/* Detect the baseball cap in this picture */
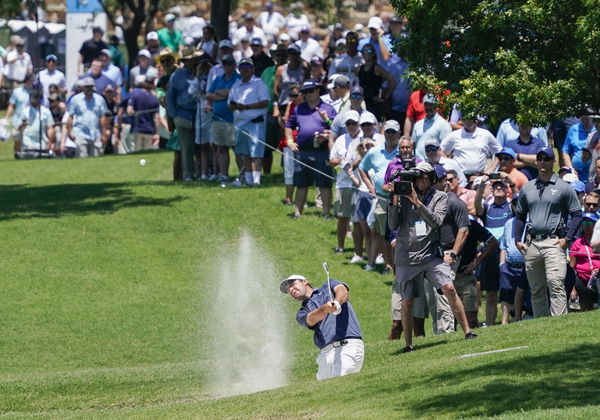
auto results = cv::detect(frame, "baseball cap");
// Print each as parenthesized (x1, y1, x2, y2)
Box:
(434, 164, 447, 180)
(335, 38, 346, 47)
(299, 80, 320, 92)
(165, 13, 176, 22)
(391, 15, 403, 23)
(243, 12, 254, 20)
(81, 76, 95, 87)
(137, 49, 151, 59)
(327, 74, 340, 90)
(250, 37, 263, 46)
(279, 274, 307, 294)
(572, 181, 586, 193)
(334, 75, 350, 89)
(221, 54, 236, 65)
(423, 93, 437, 104)
(368, 16, 383, 30)
(103, 84, 115, 92)
(238, 57, 254, 68)
(344, 110, 360, 124)
(496, 147, 516, 159)
(383, 120, 400, 132)
(146, 31, 159, 41)
(100, 48, 112, 58)
(219, 39, 233, 49)
(415, 161, 435, 174)
(310, 57, 323, 67)
(563, 173, 578, 183)
(583, 212, 599, 222)
(300, 26, 311, 33)
(558, 166, 573, 174)
(45, 54, 58, 62)
(359, 111, 377, 125)
(334, 23, 344, 31)
(350, 85, 364, 97)
(279, 33, 291, 43)
(424, 138, 440, 148)
(536, 146, 555, 160)
(287, 44, 301, 54)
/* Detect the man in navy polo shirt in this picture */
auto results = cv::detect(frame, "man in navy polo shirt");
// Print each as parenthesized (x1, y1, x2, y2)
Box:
(127, 75, 160, 151)
(506, 126, 548, 181)
(280, 274, 364, 380)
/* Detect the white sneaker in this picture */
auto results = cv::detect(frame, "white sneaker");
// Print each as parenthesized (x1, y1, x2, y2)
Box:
(364, 264, 375, 271)
(350, 254, 363, 264)
(375, 254, 385, 265)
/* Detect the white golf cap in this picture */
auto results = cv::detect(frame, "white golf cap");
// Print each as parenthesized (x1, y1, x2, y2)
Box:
(359, 111, 377, 125)
(344, 110, 360, 124)
(327, 74, 341, 90)
(415, 162, 435, 173)
(146, 31, 159, 41)
(165, 13, 176, 22)
(219, 39, 233, 49)
(137, 49, 151, 59)
(279, 274, 307, 294)
(368, 16, 383, 30)
(279, 33, 291, 43)
(563, 173, 578, 183)
(383, 120, 400, 132)
(354, 23, 364, 32)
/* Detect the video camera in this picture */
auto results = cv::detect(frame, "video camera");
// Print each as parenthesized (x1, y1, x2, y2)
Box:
(391, 158, 421, 195)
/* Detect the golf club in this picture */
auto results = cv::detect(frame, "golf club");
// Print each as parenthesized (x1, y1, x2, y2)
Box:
(322, 262, 341, 314)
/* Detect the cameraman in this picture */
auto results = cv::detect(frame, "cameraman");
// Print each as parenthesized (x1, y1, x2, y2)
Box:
(388, 162, 476, 352)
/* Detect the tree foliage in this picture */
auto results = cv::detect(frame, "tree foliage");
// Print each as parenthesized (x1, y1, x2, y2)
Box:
(392, 0, 600, 127)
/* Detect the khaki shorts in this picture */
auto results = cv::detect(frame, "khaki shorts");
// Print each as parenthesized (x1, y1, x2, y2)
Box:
(454, 272, 478, 312)
(212, 121, 235, 147)
(334, 188, 355, 218)
(373, 197, 388, 235)
(392, 275, 428, 320)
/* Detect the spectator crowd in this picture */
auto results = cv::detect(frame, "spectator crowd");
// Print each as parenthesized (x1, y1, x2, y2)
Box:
(2, 2, 600, 347)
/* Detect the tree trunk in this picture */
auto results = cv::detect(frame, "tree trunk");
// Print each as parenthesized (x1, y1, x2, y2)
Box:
(211, 0, 232, 42)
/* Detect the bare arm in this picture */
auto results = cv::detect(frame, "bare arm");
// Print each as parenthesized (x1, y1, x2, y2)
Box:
(453, 227, 469, 256)
(359, 169, 376, 196)
(474, 177, 487, 217)
(403, 116, 414, 136)
(376, 64, 396, 99)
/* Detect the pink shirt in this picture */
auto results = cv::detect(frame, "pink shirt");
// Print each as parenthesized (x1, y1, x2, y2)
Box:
(570, 236, 600, 283)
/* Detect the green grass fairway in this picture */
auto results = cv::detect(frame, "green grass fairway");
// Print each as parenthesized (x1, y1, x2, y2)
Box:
(1, 142, 599, 419)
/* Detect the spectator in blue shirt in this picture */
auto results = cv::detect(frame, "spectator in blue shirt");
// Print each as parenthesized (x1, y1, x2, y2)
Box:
(562, 115, 597, 182)
(496, 118, 548, 147)
(506, 125, 547, 180)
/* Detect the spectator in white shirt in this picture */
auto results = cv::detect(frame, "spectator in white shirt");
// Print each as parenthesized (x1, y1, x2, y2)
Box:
(295, 26, 323, 63)
(234, 13, 267, 47)
(285, 4, 310, 40)
(258, 2, 286, 41)
(3, 36, 33, 87)
(38, 54, 66, 107)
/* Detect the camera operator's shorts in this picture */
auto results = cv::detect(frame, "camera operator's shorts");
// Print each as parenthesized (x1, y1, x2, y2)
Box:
(334, 187, 355, 218)
(454, 271, 478, 312)
(235, 120, 266, 158)
(392, 275, 428, 320)
(293, 150, 333, 188)
(395, 258, 453, 301)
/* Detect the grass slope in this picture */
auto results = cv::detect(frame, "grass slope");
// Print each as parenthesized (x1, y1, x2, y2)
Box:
(0, 142, 599, 419)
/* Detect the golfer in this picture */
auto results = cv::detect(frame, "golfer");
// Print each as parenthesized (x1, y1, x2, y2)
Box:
(280, 274, 364, 380)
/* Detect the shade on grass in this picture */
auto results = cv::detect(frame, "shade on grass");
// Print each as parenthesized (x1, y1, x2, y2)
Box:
(0, 142, 599, 419)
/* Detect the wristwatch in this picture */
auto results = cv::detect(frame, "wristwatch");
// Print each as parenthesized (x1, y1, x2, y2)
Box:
(449, 251, 457, 259)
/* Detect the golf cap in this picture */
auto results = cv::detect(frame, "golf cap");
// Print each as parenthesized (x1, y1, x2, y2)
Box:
(354, 23, 364, 32)
(287, 44, 301, 54)
(350, 85, 364, 97)
(383, 120, 401, 132)
(416, 162, 435, 174)
(243, 12, 254, 20)
(391, 15, 403, 23)
(165, 13, 176, 22)
(496, 147, 516, 159)
(536, 146, 555, 160)
(335, 38, 346, 47)
(137, 49, 151, 59)
(434, 164, 447, 180)
(279, 274, 307, 294)
(81, 76, 95, 87)
(279, 33, 291, 43)
(563, 173, 578, 183)
(344, 110, 360, 124)
(334, 75, 351, 89)
(103, 84, 115, 92)
(45, 54, 58, 62)
(359, 111, 377, 125)
(219, 39, 233, 49)
(221, 54, 236, 65)
(368, 16, 383, 30)
(300, 26, 311, 33)
(558, 166, 573, 174)
(327, 74, 340, 89)
(571, 180, 586, 193)
(250, 37, 263, 46)
(334, 23, 344, 31)
(300, 80, 320, 92)
(310, 56, 323, 67)
(424, 138, 440, 148)
(583, 212, 599, 222)
(238, 57, 254, 68)
(146, 31, 159, 41)
(423, 93, 437, 104)
(100, 48, 112, 58)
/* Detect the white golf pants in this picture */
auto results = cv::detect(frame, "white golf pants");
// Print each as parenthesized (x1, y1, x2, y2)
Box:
(316, 338, 364, 380)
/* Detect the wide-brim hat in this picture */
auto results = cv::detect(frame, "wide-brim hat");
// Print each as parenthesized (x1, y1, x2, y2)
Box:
(180, 46, 205, 61)
(155, 47, 178, 64)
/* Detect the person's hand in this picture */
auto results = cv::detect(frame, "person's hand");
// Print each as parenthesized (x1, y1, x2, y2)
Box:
(443, 253, 456, 265)
(499, 171, 510, 181)
(516, 242, 528, 253)
(152, 134, 160, 145)
(554, 238, 569, 250)
(316, 107, 329, 122)
(461, 260, 478, 275)
(382, 182, 394, 193)
(203, 104, 212, 113)
(406, 183, 420, 206)
(368, 187, 377, 197)
(570, 289, 578, 302)
(288, 142, 299, 153)
(321, 301, 338, 314)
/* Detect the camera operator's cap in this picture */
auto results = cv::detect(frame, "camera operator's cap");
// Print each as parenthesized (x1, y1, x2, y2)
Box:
(423, 93, 437, 104)
(344, 110, 360, 124)
(137, 49, 152, 59)
(221, 54, 236, 65)
(424, 138, 440, 148)
(536, 146, 555, 160)
(496, 147, 516, 159)
(334, 75, 351, 89)
(416, 161, 435, 174)
(146, 31, 159, 41)
(383, 120, 400, 132)
(583, 212, 599, 222)
(299, 80, 320, 92)
(81, 76, 95, 87)
(219, 39, 234, 49)
(165, 13, 176, 22)
(359, 111, 377, 125)
(571, 181, 586, 193)
(434, 164, 447, 180)
(250, 37, 263, 46)
(100, 48, 112, 58)
(45, 54, 58, 62)
(279, 274, 307, 294)
(562, 173, 578, 183)
(238, 57, 254, 68)
(368, 16, 383, 30)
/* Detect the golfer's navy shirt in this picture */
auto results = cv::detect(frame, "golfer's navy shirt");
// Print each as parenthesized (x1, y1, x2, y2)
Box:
(296, 279, 362, 349)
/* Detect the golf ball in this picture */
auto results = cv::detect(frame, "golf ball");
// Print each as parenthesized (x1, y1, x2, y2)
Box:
(139, 159, 146, 166)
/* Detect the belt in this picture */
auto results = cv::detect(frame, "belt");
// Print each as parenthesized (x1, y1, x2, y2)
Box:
(507, 262, 525, 268)
(322, 337, 362, 351)
(531, 234, 558, 241)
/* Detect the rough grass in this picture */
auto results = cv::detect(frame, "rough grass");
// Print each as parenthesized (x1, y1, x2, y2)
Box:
(0, 140, 598, 419)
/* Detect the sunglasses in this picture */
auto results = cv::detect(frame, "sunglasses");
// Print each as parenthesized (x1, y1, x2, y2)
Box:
(585, 202, 599, 207)
(290, 93, 299, 98)
(346, 121, 358, 126)
(425, 145, 439, 152)
(536, 156, 553, 162)
(362, 49, 375, 54)
(498, 156, 513, 161)
(445, 177, 456, 183)
(350, 94, 363, 99)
